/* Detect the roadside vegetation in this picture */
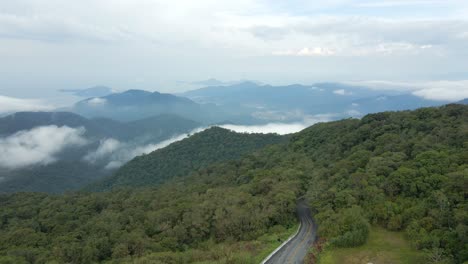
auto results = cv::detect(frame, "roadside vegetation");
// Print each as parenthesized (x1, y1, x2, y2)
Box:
(317, 227, 425, 264)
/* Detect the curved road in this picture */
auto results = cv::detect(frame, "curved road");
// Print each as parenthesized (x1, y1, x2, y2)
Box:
(263, 202, 316, 264)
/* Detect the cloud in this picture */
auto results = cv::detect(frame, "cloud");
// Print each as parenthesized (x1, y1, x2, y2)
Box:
(356, 0, 446, 8)
(219, 114, 333, 134)
(84, 127, 209, 169)
(245, 15, 468, 58)
(412, 85, 468, 101)
(273, 47, 336, 56)
(347, 80, 468, 101)
(0, 0, 467, 91)
(83, 138, 120, 163)
(0, 13, 130, 42)
(86, 116, 337, 170)
(0, 125, 87, 169)
(0, 95, 52, 114)
(345, 109, 362, 117)
(333, 89, 352, 95)
(87, 97, 107, 106)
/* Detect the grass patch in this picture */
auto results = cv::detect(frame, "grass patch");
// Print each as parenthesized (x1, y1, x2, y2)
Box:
(318, 227, 425, 264)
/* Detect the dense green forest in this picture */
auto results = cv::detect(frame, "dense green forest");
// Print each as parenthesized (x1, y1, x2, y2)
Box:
(88, 127, 287, 191)
(0, 104, 466, 263)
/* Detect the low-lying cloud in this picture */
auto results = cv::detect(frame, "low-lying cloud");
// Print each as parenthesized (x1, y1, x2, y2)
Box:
(85, 116, 336, 170)
(219, 114, 333, 135)
(0, 95, 53, 115)
(347, 80, 468, 101)
(85, 118, 329, 170)
(0, 125, 87, 169)
(83, 138, 121, 163)
(84, 127, 208, 169)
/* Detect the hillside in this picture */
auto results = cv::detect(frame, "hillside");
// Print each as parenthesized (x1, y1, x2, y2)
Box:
(88, 126, 288, 191)
(0, 112, 201, 193)
(0, 105, 466, 263)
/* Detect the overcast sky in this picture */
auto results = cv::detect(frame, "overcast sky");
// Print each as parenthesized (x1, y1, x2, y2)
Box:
(0, 0, 467, 99)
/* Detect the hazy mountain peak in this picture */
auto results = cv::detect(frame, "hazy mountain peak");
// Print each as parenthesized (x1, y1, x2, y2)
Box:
(60, 86, 114, 98)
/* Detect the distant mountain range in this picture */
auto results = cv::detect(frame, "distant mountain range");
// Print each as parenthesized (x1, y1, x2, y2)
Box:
(70, 89, 260, 124)
(190, 78, 263, 87)
(182, 81, 449, 120)
(67, 82, 450, 125)
(59, 85, 115, 97)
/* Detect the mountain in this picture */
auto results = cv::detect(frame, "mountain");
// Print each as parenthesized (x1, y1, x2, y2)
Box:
(71, 89, 240, 123)
(182, 81, 447, 121)
(349, 94, 448, 115)
(59, 85, 114, 97)
(0, 112, 201, 193)
(458, 98, 468, 104)
(191, 78, 228, 86)
(1, 104, 466, 263)
(87, 126, 287, 191)
(0, 111, 200, 141)
(190, 78, 263, 87)
(0, 111, 116, 138)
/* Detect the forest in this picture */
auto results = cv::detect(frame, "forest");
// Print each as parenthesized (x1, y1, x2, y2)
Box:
(88, 126, 287, 191)
(0, 104, 466, 263)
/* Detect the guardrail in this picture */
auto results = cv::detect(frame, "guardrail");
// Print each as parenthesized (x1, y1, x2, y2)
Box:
(260, 221, 302, 264)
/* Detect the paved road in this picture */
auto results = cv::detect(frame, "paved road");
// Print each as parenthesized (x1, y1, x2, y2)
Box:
(263, 201, 316, 264)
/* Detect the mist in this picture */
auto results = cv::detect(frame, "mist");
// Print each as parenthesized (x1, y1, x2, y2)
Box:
(84, 127, 209, 169)
(0, 125, 87, 169)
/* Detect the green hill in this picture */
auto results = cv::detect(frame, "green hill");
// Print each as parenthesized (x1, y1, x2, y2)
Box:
(0, 104, 466, 263)
(88, 126, 287, 191)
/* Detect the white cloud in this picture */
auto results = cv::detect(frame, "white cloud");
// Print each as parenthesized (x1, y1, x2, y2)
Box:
(273, 47, 336, 56)
(0, 125, 87, 169)
(345, 109, 362, 116)
(219, 114, 333, 134)
(87, 97, 107, 106)
(0, 1, 467, 91)
(347, 80, 468, 101)
(83, 127, 209, 169)
(356, 0, 447, 8)
(333, 89, 352, 95)
(0, 95, 52, 114)
(83, 138, 120, 163)
(413, 85, 468, 101)
(220, 123, 307, 134)
(86, 116, 338, 170)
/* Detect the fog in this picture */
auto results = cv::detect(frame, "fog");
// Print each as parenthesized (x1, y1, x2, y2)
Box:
(83, 127, 209, 169)
(0, 126, 87, 169)
(1, 119, 329, 171)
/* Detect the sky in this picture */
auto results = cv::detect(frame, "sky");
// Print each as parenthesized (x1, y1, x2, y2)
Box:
(0, 0, 467, 101)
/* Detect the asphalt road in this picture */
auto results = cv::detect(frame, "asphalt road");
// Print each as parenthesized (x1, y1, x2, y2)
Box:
(263, 201, 316, 264)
